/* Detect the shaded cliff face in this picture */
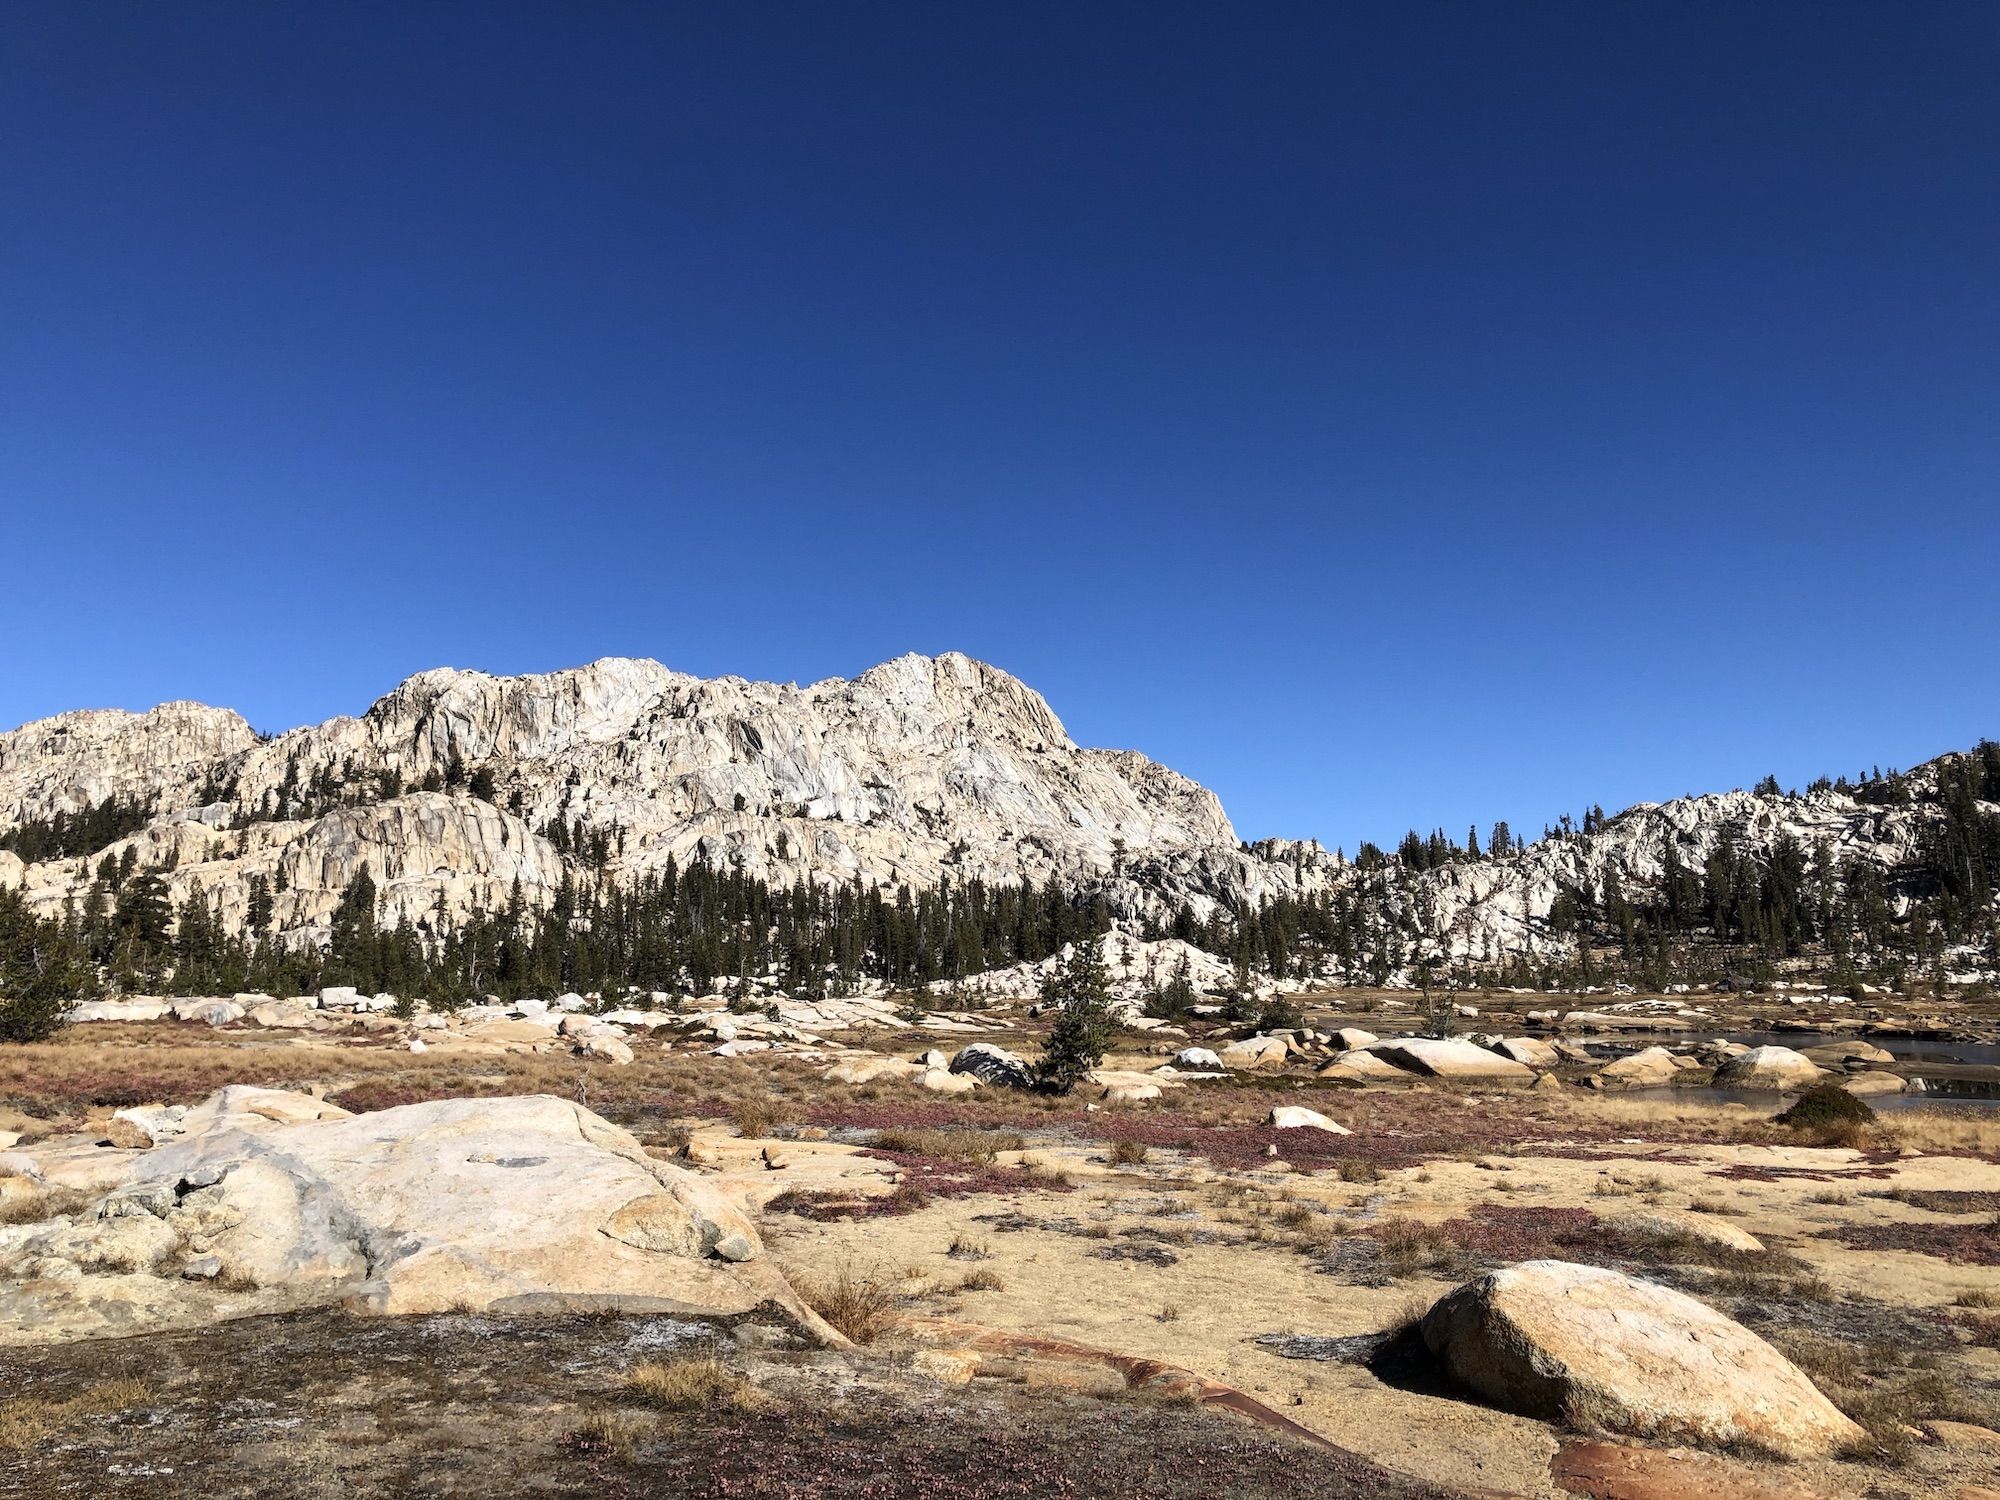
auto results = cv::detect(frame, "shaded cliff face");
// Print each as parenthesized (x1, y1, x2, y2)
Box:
(0, 653, 1282, 943)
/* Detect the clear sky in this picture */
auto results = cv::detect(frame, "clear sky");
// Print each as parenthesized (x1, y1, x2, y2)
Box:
(3, 4, 1995, 851)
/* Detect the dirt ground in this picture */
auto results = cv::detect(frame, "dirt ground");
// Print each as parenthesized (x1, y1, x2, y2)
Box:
(4, 1002, 2000, 1499)
(0, 1308, 1459, 1500)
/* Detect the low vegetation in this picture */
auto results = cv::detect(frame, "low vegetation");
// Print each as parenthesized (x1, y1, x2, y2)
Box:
(0, 1377, 152, 1451)
(625, 1355, 757, 1414)
(1776, 1084, 1876, 1148)
(797, 1266, 900, 1344)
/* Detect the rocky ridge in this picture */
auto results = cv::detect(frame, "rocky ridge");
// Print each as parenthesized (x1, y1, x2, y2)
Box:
(1, 652, 1992, 983)
(0, 654, 1302, 944)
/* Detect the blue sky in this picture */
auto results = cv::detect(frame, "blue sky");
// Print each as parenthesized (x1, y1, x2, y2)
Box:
(2, 3, 1995, 851)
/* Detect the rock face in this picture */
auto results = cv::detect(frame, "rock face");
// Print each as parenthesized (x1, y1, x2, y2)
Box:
(3, 654, 1299, 943)
(0, 1087, 837, 1345)
(1419, 1260, 1865, 1458)
(7, 654, 1992, 983)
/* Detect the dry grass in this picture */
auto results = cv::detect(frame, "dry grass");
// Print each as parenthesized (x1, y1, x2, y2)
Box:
(956, 1268, 1005, 1292)
(563, 1409, 645, 1461)
(1952, 1287, 2000, 1309)
(730, 1098, 789, 1139)
(1711, 1266, 1834, 1303)
(0, 1378, 152, 1451)
(1773, 1331, 1863, 1388)
(797, 1266, 899, 1344)
(1374, 1218, 1474, 1280)
(1879, 1110, 2000, 1158)
(945, 1233, 991, 1261)
(0, 1184, 98, 1226)
(1106, 1138, 1149, 1167)
(1015, 1159, 1074, 1190)
(625, 1356, 757, 1414)
(873, 1127, 1026, 1163)
(1831, 1368, 1990, 1466)
(1381, 1291, 1433, 1340)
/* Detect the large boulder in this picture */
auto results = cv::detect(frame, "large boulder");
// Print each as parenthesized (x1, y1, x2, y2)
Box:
(573, 1034, 634, 1065)
(0, 1089, 837, 1346)
(245, 998, 317, 1029)
(1170, 1046, 1223, 1070)
(65, 998, 171, 1024)
(1595, 1046, 1682, 1088)
(1489, 1037, 1560, 1069)
(1839, 1070, 1907, 1096)
(1604, 1209, 1764, 1255)
(1420, 1261, 1864, 1458)
(1802, 1040, 1896, 1068)
(170, 997, 245, 1028)
(1369, 1038, 1535, 1082)
(1216, 1035, 1291, 1070)
(1712, 1046, 1826, 1092)
(459, 1017, 560, 1048)
(1318, 1048, 1413, 1083)
(950, 1043, 1034, 1089)
(822, 1056, 923, 1086)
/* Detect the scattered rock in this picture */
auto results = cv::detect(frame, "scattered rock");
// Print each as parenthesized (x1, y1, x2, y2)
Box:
(104, 1106, 188, 1150)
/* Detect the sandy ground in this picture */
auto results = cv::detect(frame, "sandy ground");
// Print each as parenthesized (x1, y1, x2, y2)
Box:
(5, 1007, 2000, 1497)
(706, 1114, 2000, 1499)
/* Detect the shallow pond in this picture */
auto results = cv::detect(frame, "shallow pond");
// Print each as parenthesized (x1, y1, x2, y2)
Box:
(1576, 1030, 2000, 1110)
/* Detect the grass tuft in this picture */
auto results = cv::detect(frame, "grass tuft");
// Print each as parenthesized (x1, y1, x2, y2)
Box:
(798, 1266, 900, 1345)
(0, 1378, 152, 1451)
(625, 1355, 757, 1414)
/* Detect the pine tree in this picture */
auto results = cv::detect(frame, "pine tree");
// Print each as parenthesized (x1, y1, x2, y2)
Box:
(1033, 938, 1114, 1094)
(0, 888, 88, 1041)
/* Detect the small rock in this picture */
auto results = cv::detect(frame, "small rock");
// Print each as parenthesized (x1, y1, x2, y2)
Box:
(1267, 1106, 1348, 1133)
(1927, 1420, 2000, 1453)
